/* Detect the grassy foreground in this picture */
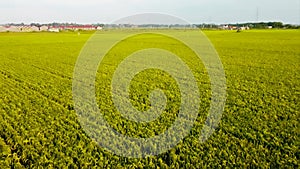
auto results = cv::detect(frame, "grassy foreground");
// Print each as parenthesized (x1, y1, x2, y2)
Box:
(0, 30, 299, 168)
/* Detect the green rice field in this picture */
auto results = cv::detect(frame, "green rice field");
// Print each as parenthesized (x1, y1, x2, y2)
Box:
(0, 29, 299, 168)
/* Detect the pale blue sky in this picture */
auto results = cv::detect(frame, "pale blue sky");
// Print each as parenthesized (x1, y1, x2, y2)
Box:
(0, 0, 299, 24)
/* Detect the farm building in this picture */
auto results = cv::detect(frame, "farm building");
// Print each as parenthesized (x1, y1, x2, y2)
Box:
(66, 25, 96, 31)
(7, 26, 20, 32)
(20, 26, 40, 32)
(48, 27, 60, 32)
(239, 26, 250, 30)
(220, 25, 229, 29)
(31, 26, 40, 31)
(96, 26, 103, 30)
(1, 25, 101, 32)
(220, 24, 250, 30)
(79, 25, 96, 30)
(40, 26, 49, 31)
(229, 26, 238, 30)
(53, 25, 97, 31)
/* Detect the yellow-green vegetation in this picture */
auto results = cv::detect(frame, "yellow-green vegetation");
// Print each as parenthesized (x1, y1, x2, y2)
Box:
(0, 30, 299, 168)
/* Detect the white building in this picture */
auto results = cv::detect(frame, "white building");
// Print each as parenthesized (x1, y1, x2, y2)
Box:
(96, 26, 103, 30)
(40, 26, 48, 31)
(20, 26, 31, 32)
(240, 26, 250, 30)
(31, 26, 40, 32)
(48, 28, 60, 32)
(220, 25, 229, 29)
(7, 26, 20, 32)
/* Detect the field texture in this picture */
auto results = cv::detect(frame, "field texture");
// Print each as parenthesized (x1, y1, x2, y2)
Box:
(0, 30, 299, 168)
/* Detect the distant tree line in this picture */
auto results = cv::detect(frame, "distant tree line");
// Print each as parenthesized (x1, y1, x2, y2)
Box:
(3, 22, 299, 29)
(234, 22, 299, 29)
(196, 22, 299, 29)
(195, 24, 219, 29)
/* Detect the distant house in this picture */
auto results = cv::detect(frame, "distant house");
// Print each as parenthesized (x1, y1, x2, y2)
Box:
(239, 26, 250, 30)
(48, 27, 60, 32)
(220, 25, 238, 30)
(7, 26, 20, 32)
(19, 26, 39, 32)
(1, 25, 100, 33)
(39, 26, 49, 31)
(229, 26, 237, 30)
(19, 26, 28, 32)
(71, 25, 96, 31)
(96, 26, 103, 30)
(31, 26, 40, 32)
(220, 25, 229, 30)
(0, 26, 6, 32)
(49, 25, 97, 31)
(80, 25, 96, 30)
